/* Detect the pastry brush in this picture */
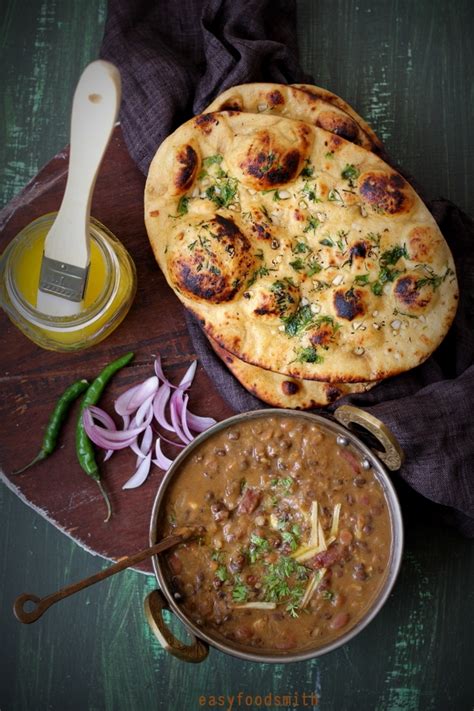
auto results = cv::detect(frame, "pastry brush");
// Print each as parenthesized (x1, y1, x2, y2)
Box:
(37, 60, 121, 316)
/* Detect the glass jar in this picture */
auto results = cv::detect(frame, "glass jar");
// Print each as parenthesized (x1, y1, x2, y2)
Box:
(0, 213, 137, 351)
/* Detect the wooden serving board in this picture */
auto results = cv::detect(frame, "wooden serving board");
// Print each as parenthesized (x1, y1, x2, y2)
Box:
(0, 126, 233, 573)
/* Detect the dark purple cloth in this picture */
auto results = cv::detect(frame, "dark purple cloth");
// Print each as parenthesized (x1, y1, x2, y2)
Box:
(101, 0, 312, 175)
(101, 1, 474, 535)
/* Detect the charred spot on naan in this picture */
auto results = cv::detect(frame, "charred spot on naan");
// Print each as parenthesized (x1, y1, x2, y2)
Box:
(309, 323, 334, 346)
(349, 240, 370, 261)
(250, 217, 273, 241)
(281, 380, 300, 396)
(393, 274, 433, 313)
(316, 110, 359, 142)
(333, 288, 366, 321)
(266, 89, 285, 107)
(211, 94, 243, 111)
(324, 384, 343, 403)
(358, 171, 414, 216)
(247, 280, 301, 322)
(194, 113, 220, 135)
(172, 144, 199, 195)
(167, 215, 254, 303)
(235, 126, 312, 190)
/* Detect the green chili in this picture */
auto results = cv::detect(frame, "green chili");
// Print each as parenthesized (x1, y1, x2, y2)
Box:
(76, 351, 134, 522)
(13, 379, 90, 474)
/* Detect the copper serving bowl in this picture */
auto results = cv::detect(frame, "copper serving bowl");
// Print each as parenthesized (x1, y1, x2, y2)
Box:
(145, 406, 404, 663)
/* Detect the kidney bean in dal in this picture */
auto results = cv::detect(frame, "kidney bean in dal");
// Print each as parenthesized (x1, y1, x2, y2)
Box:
(159, 415, 392, 653)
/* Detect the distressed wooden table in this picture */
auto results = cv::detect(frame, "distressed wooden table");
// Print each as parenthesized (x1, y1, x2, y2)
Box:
(1, 1, 473, 710)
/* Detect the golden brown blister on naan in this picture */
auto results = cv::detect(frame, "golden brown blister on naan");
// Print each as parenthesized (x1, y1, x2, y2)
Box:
(145, 111, 458, 383)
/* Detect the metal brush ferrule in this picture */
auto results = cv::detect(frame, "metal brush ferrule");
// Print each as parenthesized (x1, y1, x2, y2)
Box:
(39, 256, 89, 302)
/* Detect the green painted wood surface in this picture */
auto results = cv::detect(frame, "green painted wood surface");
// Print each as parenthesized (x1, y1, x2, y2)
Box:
(1, 1, 474, 710)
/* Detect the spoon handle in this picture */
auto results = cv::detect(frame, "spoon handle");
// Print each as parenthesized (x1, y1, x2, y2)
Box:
(13, 534, 184, 624)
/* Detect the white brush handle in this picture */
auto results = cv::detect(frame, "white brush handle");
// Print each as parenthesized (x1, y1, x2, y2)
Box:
(46, 60, 121, 265)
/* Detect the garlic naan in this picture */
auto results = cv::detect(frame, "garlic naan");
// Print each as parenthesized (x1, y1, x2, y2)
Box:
(145, 111, 458, 383)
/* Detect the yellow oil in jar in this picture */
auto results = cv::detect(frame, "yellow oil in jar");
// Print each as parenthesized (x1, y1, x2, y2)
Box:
(0, 213, 137, 351)
(14, 231, 108, 309)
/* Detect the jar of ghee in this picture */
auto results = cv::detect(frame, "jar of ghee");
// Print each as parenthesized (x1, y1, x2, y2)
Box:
(0, 213, 137, 351)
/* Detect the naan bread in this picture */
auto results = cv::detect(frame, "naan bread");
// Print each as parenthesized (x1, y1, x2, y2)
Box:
(206, 82, 385, 157)
(145, 111, 458, 383)
(207, 334, 375, 409)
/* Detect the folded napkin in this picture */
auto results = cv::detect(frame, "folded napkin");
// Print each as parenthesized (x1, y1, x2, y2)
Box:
(101, 0, 474, 536)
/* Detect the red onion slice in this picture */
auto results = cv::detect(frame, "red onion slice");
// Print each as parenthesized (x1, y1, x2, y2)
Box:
(83, 409, 147, 449)
(152, 438, 174, 470)
(87, 405, 117, 431)
(114, 382, 142, 416)
(134, 394, 155, 427)
(140, 424, 153, 457)
(122, 452, 152, 490)
(153, 383, 174, 432)
(178, 360, 197, 390)
(115, 377, 159, 416)
(170, 389, 192, 444)
(186, 410, 217, 432)
(154, 355, 175, 388)
(131, 424, 153, 460)
(180, 393, 194, 442)
(121, 415, 130, 430)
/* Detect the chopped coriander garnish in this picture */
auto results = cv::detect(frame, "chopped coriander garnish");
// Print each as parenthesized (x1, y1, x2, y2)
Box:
(292, 241, 311, 254)
(205, 177, 238, 208)
(289, 258, 306, 272)
(341, 164, 360, 186)
(246, 264, 272, 287)
(415, 265, 453, 291)
(295, 346, 324, 364)
(216, 566, 228, 582)
(262, 556, 309, 606)
(322, 590, 335, 601)
(271, 477, 294, 493)
(302, 182, 319, 202)
(281, 531, 299, 551)
(328, 188, 344, 203)
(303, 215, 321, 233)
(203, 154, 223, 167)
(307, 258, 323, 276)
(232, 577, 249, 603)
(283, 305, 314, 337)
(319, 236, 335, 247)
(249, 533, 270, 564)
(177, 196, 189, 215)
(371, 266, 403, 296)
(286, 600, 301, 618)
(354, 274, 370, 285)
(301, 160, 314, 178)
(380, 244, 409, 266)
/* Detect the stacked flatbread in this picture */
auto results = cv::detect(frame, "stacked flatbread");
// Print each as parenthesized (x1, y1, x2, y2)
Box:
(145, 83, 458, 408)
